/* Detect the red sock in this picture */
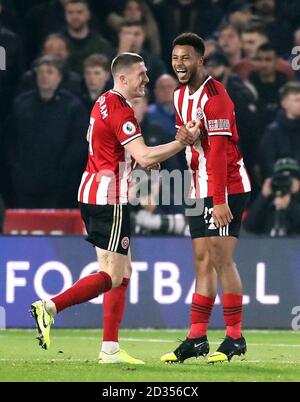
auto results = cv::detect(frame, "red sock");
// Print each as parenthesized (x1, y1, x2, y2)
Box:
(103, 277, 129, 342)
(188, 293, 215, 339)
(222, 294, 243, 339)
(52, 272, 112, 313)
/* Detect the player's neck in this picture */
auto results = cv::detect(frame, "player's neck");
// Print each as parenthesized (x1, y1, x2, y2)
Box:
(187, 71, 208, 95)
(112, 86, 129, 101)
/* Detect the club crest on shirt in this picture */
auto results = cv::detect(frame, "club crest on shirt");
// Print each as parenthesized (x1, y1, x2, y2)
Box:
(121, 236, 130, 250)
(196, 107, 204, 119)
(122, 121, 136, 136)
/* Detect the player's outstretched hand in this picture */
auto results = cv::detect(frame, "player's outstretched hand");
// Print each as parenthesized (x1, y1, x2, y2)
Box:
(175, 125, 194, 145)
(186, 120, 201, 139)
(212, 203, 233, 228)
(176, 120, 200, 146)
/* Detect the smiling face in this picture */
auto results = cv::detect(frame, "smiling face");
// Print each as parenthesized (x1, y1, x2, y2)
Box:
(172, 45, 203, 85)
(122, 61, 149, 98)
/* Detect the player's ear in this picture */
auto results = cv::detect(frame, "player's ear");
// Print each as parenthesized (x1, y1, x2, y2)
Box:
(119, 73, 127, 85)
(198, 56, 204, 67)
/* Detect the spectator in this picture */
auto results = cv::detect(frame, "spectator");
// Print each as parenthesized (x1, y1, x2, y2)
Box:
(9, 55, 88, 208)
(226, 0, 254, 30)
(18, 34, 82, 96)
(152, 0, 222, 68)
(147, 74, 177, 139)
(117, 19, 166, 90)
(239, 22, 295, 80)
(82, 54, 111, 112)
(217, 23, 244, 68)
(244, 158, 300, 236)
(42, 33, 71, 62)
(241, 22, 270, 60)
(24, 0, 68, 63)
(260, 82, 300, 182)
(106, 0, 161, 56)
(249, 43, 288, 137)
(204, 51, 259, 197)
(62, 0, 113, 74)
(204, 38, 222, 58)
(0, 10, 24, 124)
(252, 0, 293, 57)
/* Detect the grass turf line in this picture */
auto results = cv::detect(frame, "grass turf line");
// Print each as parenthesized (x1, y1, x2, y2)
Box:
(0, 329, 299, 382)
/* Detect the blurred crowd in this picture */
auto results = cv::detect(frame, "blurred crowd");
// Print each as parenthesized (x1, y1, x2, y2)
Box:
(0, 0, 300, 237)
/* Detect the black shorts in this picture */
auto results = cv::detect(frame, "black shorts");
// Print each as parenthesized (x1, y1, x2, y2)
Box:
(79, 203, 131, 255)
(187, 193, 250, 239)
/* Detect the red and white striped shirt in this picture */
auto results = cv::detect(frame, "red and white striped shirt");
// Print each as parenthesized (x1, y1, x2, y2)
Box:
(78, 90, 142, 205)
(174, 75, 251, 204)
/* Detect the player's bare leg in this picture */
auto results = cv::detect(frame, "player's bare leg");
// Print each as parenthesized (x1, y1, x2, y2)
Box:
(194, 239, 218, 296)
(100, 250, 144, 364)
(207, 236, 242, 295)
(188, 238, 217, 339)
(160, 239, 215, 363)
(207, 236, 246, 363)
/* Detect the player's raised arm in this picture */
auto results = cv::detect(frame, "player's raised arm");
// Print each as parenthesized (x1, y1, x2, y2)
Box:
(125, 121, 200, 168)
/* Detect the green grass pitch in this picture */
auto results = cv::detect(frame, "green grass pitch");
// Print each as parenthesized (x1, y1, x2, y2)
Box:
(0, 329, 299, 382)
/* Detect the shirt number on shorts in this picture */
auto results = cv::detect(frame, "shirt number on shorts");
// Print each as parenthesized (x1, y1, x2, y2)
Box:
(204, 207, 214, 224)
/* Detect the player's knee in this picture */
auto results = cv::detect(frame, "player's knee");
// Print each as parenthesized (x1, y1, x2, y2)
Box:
(110, 273, 123, 288)
(208, 241, 230, 270)
(194, 250, 211, 273)
(101, 267, 124, 288)
(124, 263, 132, 277)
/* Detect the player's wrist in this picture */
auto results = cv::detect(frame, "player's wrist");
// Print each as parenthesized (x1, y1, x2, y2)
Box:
(213, 196, 226, 206)
(174, 139, 187, 148)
